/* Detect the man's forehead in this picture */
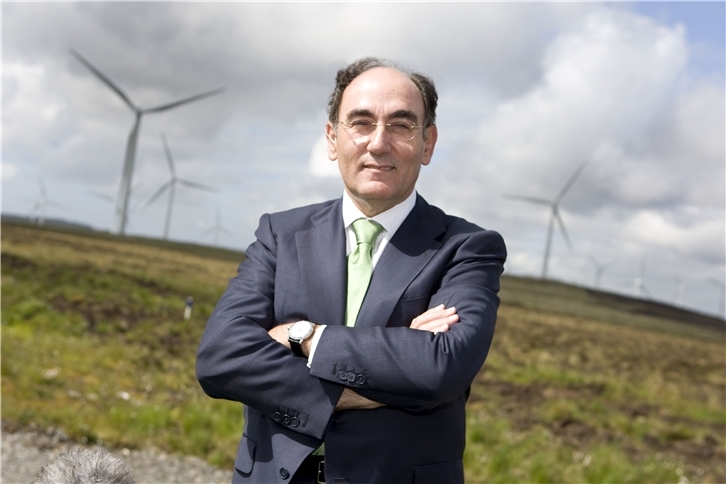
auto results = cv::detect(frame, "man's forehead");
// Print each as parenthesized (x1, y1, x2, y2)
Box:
(340, 67, 424, 116)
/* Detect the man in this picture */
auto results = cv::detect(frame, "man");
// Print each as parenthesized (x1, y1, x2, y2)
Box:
(197, 57, 506, 484)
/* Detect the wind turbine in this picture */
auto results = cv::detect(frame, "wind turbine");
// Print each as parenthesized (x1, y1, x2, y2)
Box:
(88, 184, 141, 231)
(588, 255, 616, 288)
(142, 133, 219, 240)
(29, 177, 66, 226)
(70, 49, 224, 236)
(201, 206, 236, 246)
(506, 161, 588, 279)
(632, 255, 652, 299)
(706, 278, 725, 319)
(672, 276, 687, 305)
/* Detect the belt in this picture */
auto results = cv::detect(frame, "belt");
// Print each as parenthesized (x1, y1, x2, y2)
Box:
(297, 454, 325, 483)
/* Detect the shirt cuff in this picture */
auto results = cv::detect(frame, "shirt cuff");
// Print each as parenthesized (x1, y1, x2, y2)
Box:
(306, 325, 326, 368)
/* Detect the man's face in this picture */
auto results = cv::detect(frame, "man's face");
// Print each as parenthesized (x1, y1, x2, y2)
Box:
(326, 67, 438, 217)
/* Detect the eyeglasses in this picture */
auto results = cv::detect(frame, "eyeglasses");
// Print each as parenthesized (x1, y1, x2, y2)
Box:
(338, 120, 424, 142)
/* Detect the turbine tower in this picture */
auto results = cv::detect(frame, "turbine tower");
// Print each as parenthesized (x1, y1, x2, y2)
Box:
(201, 206, 236, 246)
(142, 133, 219, 240)
(29, 177, 65, 226)
(506, 162, 588, 279)
(70, 49, 224, 235)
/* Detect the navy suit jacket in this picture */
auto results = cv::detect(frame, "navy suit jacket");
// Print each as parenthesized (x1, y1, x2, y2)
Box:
(196, 195, 506, 483)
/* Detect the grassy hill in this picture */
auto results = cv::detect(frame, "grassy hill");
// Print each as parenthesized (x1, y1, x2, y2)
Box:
(2, 221, 724, 483)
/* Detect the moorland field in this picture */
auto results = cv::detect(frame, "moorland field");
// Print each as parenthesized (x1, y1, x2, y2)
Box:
(2, 221, 724, 483)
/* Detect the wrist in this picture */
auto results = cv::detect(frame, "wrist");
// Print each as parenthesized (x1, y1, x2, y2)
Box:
(301, 324, 320, 357)
(288, 320, 315, 357)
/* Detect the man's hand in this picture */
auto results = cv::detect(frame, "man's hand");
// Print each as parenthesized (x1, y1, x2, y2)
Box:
(268, 323, 293, 349)
(410, 304, 459, 333)
(335, 387, 385, 410)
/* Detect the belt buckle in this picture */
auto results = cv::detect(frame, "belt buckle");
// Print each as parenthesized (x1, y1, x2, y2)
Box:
(317, 460, 325, 483)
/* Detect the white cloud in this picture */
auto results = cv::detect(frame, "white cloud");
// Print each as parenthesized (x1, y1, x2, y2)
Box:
(2, 163, 19, 182)
(466, 8, 689, 195)
(623, 209, 724, 263)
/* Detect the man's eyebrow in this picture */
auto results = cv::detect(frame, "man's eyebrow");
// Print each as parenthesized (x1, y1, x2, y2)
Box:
(345, 109, 374, 120)
(389, 110, 419, 123)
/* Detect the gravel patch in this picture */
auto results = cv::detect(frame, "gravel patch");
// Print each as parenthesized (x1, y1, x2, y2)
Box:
(1, 422, 232, 484)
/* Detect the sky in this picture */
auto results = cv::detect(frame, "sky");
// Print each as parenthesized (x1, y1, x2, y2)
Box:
(3, 2, 725, 319)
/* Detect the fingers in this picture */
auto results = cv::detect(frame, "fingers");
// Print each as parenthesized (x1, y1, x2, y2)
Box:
(268, 323, 292, 347)
(410, 304, 459, 333)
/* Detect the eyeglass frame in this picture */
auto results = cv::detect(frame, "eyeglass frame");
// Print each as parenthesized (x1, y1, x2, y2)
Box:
(337, 120, 426, 142)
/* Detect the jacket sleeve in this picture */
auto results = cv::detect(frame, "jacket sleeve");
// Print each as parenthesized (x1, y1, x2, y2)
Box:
(196, 213, 343, 440)
(309, 228, 506, 411)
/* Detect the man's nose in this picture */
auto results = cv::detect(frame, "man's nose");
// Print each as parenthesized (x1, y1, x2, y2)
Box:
(365, 123, 392, 154)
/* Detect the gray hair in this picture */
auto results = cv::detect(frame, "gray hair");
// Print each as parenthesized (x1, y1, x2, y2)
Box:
(326, 57, 438, 132)
(33, 447, 135, 484)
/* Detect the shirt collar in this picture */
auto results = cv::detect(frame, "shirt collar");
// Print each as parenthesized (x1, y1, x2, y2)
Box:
(342, 190, 417, 237)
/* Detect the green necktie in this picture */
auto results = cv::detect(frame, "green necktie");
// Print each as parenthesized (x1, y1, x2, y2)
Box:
(345, 218, 384, 327)
(313, 219, 383, 457)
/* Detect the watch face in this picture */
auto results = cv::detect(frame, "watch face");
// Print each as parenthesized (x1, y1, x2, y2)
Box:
(289, 321, 313, 340)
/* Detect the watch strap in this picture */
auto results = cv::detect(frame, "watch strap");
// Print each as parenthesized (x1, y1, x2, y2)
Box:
(290, 340, 305, 357)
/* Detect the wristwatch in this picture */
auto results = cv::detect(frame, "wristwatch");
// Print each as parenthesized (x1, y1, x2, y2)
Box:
(288, 320, 315, 357)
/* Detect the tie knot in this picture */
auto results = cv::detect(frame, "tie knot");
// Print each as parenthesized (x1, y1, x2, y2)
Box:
(351, 218, 384, 247)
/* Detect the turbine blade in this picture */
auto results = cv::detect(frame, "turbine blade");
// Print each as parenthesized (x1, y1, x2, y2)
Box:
(29, 201, 42, 214)
(88, 190, 115, 202)
(588, 255, 599, 268)
(555, 161, 588, 203)
(639, 256, 648, 278)
(46, 200, 67, 209)
(143, 87, 225, 114)
(70, 49, 137, 112)
(554, 210, 573, 252)
(707, 277, 725, 289)
(177, 179, 220, 192)
(641, 284, 652, 298)
(141, 182, 172, 211)
(200, 227, 216, 237)
(220, 227, 236, 236)
(160, 133, 176, 177)
(503, 194, 553, 206)
(38, 176, 47, 197)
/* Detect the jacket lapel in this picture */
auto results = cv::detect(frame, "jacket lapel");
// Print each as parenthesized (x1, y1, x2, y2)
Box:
(355, 195, 445, 328)
(296, 199, 347, 327)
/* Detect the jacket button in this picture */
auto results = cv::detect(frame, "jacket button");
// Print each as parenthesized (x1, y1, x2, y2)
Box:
(280, 467, 290, 480)
(273, 412, 282, 421)
(291, 416, 300, 427)
(346, 371, 355, 383)
(356, 374, 366, 385)
(338, 370, 348, 381)
(282, 414, 291, 425)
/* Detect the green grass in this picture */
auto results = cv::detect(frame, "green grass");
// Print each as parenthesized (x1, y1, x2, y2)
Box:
(2, 221, 724, 481)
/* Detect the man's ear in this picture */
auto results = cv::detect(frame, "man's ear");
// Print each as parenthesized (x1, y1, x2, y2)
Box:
(421, 124, 438, 166)
(325, 122, 338, 161)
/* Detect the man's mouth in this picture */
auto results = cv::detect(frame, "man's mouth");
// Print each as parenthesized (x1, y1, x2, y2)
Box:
(363, 164, 394, 171)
